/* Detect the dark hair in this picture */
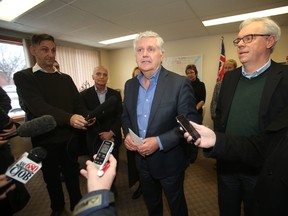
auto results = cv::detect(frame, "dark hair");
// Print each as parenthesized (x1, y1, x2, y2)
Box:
(31, 33, 55, 46)
(132, 67, 140, 78)
(185, 64, 198, 75)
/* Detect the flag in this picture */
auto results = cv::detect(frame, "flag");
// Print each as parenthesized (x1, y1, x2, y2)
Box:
(216, 38, 226, 82)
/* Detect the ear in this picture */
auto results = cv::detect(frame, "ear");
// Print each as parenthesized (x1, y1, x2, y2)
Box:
(30, 46, 36, 56)
(92, 75, 95, 80)
(266, 35, 275, 49)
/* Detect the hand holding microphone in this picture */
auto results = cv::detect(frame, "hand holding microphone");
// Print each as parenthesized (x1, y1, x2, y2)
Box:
(85, 95, 118, 123)
(5, 147, 47, 184)
(0, 124, 17, 145)
(3, 115, 57, 140)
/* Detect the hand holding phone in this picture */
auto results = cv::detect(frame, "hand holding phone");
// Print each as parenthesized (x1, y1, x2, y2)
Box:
(176, 115, 201, 141)
(93, 140, 114, 177)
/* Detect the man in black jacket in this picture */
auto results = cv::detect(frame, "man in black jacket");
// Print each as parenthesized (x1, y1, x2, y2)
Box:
(184, 118, 288, 216)
(80, 66, 122, 162)
(214, 17, 288, 216)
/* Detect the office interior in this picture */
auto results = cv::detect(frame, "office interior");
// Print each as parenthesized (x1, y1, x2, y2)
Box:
(1, 0, 288, 215)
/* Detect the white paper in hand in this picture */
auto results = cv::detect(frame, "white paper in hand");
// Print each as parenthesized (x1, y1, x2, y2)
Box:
(129, 128, 143, 145)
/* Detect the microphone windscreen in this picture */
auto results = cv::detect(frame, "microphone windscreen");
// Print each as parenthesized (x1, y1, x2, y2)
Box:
(86, 95, 118, 120)
(27, 147, 47, 163)
(17, 115, 57, 137)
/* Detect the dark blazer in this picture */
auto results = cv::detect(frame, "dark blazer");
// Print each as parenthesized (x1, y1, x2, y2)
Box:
(122, 67, 200, 179)
(205, 120, 288, 216)
(214, 61, 288, 172)
(80, 86, 122, 156)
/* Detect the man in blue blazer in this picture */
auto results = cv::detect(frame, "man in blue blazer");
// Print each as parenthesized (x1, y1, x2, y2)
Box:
(122, 31, 200, 216)
(214, 17, 288, 216)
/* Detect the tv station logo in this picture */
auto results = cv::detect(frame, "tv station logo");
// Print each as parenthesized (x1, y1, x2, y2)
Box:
(6, 152, 42, 184)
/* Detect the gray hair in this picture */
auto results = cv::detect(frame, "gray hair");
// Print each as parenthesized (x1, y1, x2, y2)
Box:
(239, 17, 281, 52)
(133, 31, 165, 54)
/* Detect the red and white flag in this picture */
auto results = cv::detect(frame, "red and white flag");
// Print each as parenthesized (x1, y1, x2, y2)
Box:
(216, 38, 226, 82)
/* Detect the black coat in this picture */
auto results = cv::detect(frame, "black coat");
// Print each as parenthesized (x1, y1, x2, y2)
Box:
(80, 86, 122, 157)
(205, 124, 288, 216)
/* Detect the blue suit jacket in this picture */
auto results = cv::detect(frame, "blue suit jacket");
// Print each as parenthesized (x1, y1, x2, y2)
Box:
(122, 67, 200, 178)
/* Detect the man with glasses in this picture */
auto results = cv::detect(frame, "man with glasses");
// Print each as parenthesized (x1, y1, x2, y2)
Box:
(214, 17, 288, 216)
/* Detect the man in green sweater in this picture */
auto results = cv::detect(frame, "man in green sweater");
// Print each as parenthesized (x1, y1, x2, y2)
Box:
(214, 17, 288, 216)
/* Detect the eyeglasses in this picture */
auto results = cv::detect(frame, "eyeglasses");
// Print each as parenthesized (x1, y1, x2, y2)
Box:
(233, 34, 271, 46)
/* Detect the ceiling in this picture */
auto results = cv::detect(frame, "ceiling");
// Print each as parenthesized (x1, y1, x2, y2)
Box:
(0, 0, 287, 50)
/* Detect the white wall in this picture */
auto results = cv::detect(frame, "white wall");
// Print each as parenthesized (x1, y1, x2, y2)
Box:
(103, 26, 288, 128)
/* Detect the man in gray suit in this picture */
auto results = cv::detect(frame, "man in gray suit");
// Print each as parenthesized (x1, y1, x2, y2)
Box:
(122, 31, 200, 216)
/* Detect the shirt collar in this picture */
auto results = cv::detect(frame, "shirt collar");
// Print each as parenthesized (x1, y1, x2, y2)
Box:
(242, 59, 271, 79)
(94, 85, 108, 94)
(32, 63, 61, 74)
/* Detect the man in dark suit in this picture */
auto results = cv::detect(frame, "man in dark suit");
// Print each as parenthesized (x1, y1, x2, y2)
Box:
(80, 66, 122, 162)
(214, 17, 288, 216)
(122, 31, 200, 216)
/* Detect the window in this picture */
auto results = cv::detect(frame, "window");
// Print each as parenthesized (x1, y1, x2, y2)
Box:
(0, 40, 26, 117)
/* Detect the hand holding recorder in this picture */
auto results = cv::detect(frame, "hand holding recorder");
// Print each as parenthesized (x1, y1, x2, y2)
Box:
(80, 154, 117, 192)
(176, 114, 201, 142)
(93, 140, 114, 176)
(183, 121, 217, 148)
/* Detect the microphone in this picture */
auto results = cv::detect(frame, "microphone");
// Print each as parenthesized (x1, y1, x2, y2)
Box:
(4, 115, 57, 140)
(85, 95, 118, 122)
(5, 147, 47, 184)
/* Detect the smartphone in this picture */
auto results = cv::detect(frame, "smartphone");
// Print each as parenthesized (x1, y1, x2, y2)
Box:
(93, 140, 114, 173)
(176, 114, 201, 141)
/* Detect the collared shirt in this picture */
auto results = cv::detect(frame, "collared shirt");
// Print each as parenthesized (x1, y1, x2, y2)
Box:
(94, 86, 108, 104)
(32, 63, 61, 74)
(242, 59, 271, 79)
(137, 66, 163, 150)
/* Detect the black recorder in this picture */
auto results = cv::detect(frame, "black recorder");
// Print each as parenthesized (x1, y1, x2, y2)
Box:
(176, 114, 201, 141)
(93, 140, 114, 176)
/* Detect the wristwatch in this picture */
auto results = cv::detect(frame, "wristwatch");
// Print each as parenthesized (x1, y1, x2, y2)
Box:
(74, 190, 115, 216)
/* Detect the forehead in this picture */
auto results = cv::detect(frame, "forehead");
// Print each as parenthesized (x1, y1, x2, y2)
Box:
(239, 21, 264, 37)
(224, 62, 234, 67)
(37, 40, 56, 48)
(95, 68, 107, 74)
(136, 37, 157, 47)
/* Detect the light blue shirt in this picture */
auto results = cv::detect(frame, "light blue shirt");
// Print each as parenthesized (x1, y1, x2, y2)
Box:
(136, 67, 163, 150)
(94, 86, 107, 104)
(242, 59, 271, 79)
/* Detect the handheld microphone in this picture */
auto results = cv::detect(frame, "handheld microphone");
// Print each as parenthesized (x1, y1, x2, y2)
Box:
(4, 115, 57, 140)
(5, 147, 47, 184)
(85, 96, 118, 122)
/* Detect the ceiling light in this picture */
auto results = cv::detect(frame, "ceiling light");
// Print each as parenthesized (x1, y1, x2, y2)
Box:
(202, 6, 288, 27)
(99, 34, 139, 45)
(0, 0, 44, 22)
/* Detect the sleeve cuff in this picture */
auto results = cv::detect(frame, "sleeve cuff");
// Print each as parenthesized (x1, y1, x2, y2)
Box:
(73, 190, 115, 216)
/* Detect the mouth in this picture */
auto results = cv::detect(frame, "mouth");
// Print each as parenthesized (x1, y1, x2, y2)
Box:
(238, 50, 248, 56)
